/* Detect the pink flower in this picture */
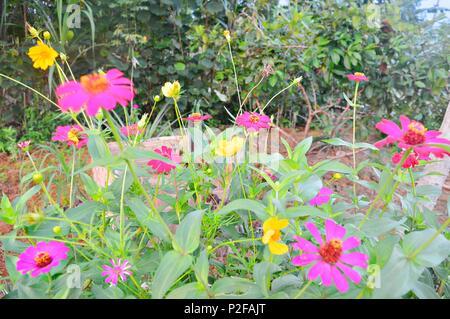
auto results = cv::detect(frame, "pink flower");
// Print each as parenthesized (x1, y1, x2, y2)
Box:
(17, 140, 31, 151)
(55, 69, 134, 116)
(101, 259, 132, 286)
(236, 112, 271, 132)
(16, 241, 70, 277)
(374, 115, 450, 159)
(346, 72, 368, 82)
(183, 113, 212, 122)
(309, 187, 332, 206)
(147, 146, 181, 174)
(266, 171, 278, 182)
(120, 123, 143, 137)
(132, 104, 139, 109)
(391, 151, 422, 168)
(292, 219, 368, 293)
(52, 125, 88, 148)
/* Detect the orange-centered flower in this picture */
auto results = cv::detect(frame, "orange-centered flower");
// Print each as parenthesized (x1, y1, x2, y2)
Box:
(319, 239, 343, 264)
(403, 121, 427, 145)
(34, 251, 53, 268)
(80, 73, 110, 94)
(67, 128, 80, 145)
(262, 216, 289, 255)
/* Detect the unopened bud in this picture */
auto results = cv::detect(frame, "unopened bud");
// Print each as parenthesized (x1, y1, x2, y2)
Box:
(43, 31, 51, 40)
(154, 95, 161, 103)
(32, 172, 43, 184)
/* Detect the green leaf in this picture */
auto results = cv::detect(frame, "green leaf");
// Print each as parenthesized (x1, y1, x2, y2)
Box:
(402, 229, 450, 267)
(92, 284, 125, 299)
(166, 283, 207, 299)
(152, 250, 193, 299)
(0, 195, 16, 225)
(322, 138, 378, 150)
(174, 62, 185, 71)
(293, 137, 313, 162)
(216, 199, 268, 220)
(174, 210, 204, 254)
(193, 250, 209, 287)
(212, 277, 262, 298)
(253, 262, 281, 297)
(361, 217, 406, 237)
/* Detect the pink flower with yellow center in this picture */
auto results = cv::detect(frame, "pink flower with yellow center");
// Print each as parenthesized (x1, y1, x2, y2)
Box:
(55, 69, 134, 116)
(147, 146, 181, 174)
(374, 115, 450, 160)
(101, 259, 133, 286)
(16, 241, 70, 277)
(236, 112, 271, 132)
(346, 72, 368, 82)
(120, 123, 143, 137)
(52, 125, 88, 148)
(17, 140, 31, 151)
(183, 113, 212, 122)
(309, 187, 332, 206)
(292, 219, 368, 293)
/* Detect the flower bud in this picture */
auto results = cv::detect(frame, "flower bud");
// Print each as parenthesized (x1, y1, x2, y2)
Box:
(32, 172, 43, 184)
(25, 212, 44, 225)
(154, 95, 161, 103)
(95, 111, 104, 121)
(59, 53, 67, 62)
(43, 31, 51, 40)
(28, 25, 39, 38)
(223, 30, 231, 42)
(53, 226, 62, 235)
(138, 113, 148, 129)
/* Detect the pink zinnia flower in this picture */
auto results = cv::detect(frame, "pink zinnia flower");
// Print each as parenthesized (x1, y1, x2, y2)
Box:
(147, 146, 181, 174)
(236, 112, 271, 132)
(309, 187, 332, 206)
(346, 72, 368, 82)
(391, 151, 428, 168)
(55, 69, 134, 116)
(101, 258, 132, 286)
(120, 123, 143, 137)
(374, 115, 450, 159)
(292, 219, 368, 293)
(52, 125, 88, 148)
(183, 113, 212, 122)
(16, 241, 70, 277)
(17, 140, 31, 151)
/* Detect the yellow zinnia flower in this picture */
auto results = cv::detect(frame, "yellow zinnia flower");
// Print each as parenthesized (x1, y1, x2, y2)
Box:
(161, 81, 181, 99)
(27, 41, 58, 70)
(215, 136, 244, 157)
(223, 30, 231, 42)
(262, 216, 289, 255)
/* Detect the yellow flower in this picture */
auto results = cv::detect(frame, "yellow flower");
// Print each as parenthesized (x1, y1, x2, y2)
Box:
(262, 217, 289, 255)
(161, 81, 181, 99)
(223, 30, 231, 42)
(43, 31, 51, 40)
(215, 136, 244, 157)
(27, 41, 58, 70)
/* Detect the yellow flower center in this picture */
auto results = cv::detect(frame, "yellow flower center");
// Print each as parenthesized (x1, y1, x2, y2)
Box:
(67, 128, 80, 145)
(191, 113, 202, 118)
(34, 251, 53, 268)
(80, 73, 110, 94)
(354, 72, 365, 77)
(249, 114, 260, 124)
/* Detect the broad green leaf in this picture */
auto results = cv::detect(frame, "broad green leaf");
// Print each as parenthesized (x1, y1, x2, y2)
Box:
(361, 217, 406, 238)
(402, 229, 450, 267)
(152, 250, 193, 299)
(253, 262, 281, 297)
(193, 250, 209, 286)
(0, 195, 16, 225)
(212, 277, 262, 298)
(322, 138, 378, 150)
(174, 210, 204, 254)
(216, 199, 268, 220)
(166, 283, 207, 299)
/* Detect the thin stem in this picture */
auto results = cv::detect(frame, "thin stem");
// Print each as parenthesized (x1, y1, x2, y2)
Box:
(119, 165, 129, 254)
(69, 146, 76, 208)
(352, 82, 360, 200)
(294, 280, 312, 299)
(409, 218, 450, 260)
(238, 75, 265, 114)
(260, 79, 300, 113)
(358, 149, 412, 229)
(227, 41, 242, 109)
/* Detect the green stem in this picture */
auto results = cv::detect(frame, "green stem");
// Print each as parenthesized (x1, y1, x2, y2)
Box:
(119, 165, 129, 254)
(294, 280, 312, 299)
(358, 149, 412, 229)
(352, 82, 360, 201)
(227, 41, 242, 109)
(69, 146, 76, 208)
(260, 79, 300, 113)
(409, 218, 450, 260)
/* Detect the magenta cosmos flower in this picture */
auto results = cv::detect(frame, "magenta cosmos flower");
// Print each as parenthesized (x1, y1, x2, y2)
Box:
(101, 259, 133, 286)
(236, 112, 271, 132)
(16, 241, 70, 277)
(52, 125, 88, 148)
(120, 123, 143, 137)
(375, 115, 450, 160)
(55, 69, 134, 116)
(346, 72, 368, 82)
(292, 219, 368, 293)
(147, 146, 181, 174)
(183, 113, 212, 122)
(309, 187, 332, 206)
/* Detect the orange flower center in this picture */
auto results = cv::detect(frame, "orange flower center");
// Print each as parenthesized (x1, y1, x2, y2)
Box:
(34, 251, 53, 268)
(319, 239, 343, 264)
(354, 72, 365, 77)
(80, 74, 110, 94)
(191, 113, 202, 119)
(403, 121, 427, 145)
(249, 114, 260, 124)
(67, 128, 80, 145)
